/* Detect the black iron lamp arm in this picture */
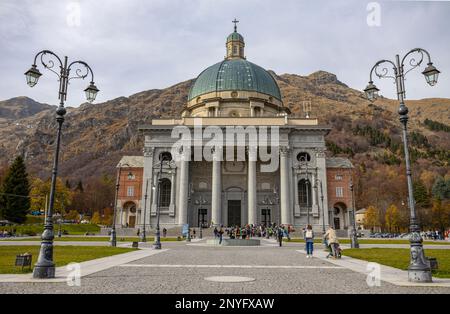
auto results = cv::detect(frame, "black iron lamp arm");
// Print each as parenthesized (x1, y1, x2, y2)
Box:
(33, 50, 64, 78)
(369, 59, 398, 82)
(67, 60, 95, 83)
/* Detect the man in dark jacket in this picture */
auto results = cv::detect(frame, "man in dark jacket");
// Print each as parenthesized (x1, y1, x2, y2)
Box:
(277, 227, 284, 247)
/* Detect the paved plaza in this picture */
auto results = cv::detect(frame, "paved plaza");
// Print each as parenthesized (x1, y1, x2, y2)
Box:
(1, 239, 450, 294)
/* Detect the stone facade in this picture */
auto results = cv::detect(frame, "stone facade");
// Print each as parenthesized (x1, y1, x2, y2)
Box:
(115, 26, 354, 232)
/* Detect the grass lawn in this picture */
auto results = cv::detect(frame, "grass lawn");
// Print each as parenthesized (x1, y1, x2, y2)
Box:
(284, 238, 450, 245)
(0, 224, 100, 236)
(2, 236, 184, 242)
(0, 246, 136, 274)
(342, 248, 450, 278)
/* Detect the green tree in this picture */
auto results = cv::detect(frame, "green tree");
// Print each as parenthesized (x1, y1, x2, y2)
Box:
(414, 180, 430, 207)
(432, 177, 450, 200)
(0, 156, 30, 223)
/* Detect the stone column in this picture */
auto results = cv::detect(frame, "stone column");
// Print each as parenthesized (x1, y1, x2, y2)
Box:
(151, 173, 158, 214)
(311, 171, 318, 216)
(178, 154, 189, 225)
(247, 146, 257, 225)
(294, 171, 300, 217)
(280, 146, 291, 225)
(169, 170, 176, 216)
(211, 149, 222, 226)
(141, 146, 154, 227)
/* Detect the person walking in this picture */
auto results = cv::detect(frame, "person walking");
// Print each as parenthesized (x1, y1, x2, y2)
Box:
(162, 228, 167, 238)
(304, 224, 315, 258)
(219, 225, 224, 244)
(277, 227, 284, 247)
(323, 226, 339, 259)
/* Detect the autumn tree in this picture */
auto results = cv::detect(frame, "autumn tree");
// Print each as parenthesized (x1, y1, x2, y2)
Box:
(431, 199, 450, 233)
(30, 178, 72, 215)
(364, 206, 380, 232)
(91, 211, 102, 225)
(385, 204, 400, 233)
(65, 209, 80, 221)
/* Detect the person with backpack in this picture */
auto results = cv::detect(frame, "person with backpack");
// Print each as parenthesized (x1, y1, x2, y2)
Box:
(304, 224, 315, 258)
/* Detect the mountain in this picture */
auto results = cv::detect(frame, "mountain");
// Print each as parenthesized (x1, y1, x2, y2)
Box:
(0, 96, 54, 122)
(0, 71, 449, 183)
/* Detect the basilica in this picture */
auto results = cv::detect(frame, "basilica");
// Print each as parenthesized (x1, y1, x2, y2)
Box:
(114, 24, 354, 233)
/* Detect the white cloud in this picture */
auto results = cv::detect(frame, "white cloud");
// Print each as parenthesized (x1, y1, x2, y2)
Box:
(0, 0, 449, 107)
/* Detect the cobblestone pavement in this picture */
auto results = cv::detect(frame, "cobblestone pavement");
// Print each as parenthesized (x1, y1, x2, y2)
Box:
(1, 240, 449, 294)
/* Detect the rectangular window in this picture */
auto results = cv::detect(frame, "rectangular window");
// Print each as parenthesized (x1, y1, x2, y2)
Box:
(335, 174, 343, 181)
(127, 186, 134, 197)
(336, 187, 344, 198)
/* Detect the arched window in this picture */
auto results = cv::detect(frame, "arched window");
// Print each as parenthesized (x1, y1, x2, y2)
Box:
(298, 179, 312, 206)
(297, 152, 311, 162)
(159, 178, 171, 207)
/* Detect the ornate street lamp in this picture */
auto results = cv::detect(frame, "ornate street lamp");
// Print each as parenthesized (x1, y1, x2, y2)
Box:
(25, 50, 98, 279)
(140, 179, 149, 242)
(153, 152, 173, 250)
(365, 48, 439, 282)
(313, 177, 326, 234)
(349, 179, 359, 249)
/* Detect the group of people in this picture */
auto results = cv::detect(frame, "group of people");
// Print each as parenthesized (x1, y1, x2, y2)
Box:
(211, 223, 342, 259)
(213, 223, 292, 243)
(421, 230, 450, 241)
(302, 225, 342, 259)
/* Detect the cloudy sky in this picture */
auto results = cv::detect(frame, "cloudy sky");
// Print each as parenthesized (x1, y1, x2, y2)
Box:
(1, 0, 449, 107)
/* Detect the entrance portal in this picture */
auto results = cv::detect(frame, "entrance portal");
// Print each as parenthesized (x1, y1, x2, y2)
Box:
(227, 200, 241, 226)
(261, 208, 271, 226)
(198, 208, 207, 228)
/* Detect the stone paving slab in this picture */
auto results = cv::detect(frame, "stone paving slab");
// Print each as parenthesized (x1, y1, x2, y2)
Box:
(296, 249, 450, 287)
(1, 241, 450, 293)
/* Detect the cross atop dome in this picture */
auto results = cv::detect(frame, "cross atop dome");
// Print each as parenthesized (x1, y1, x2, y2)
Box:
(226, 20, 245, 59)
(232, 18, 239, 32)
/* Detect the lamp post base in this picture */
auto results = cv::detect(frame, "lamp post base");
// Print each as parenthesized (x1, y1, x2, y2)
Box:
(110, 228, 117, 247)
(350, 236, 360, 249)
(33, 265, 55, 279)
(140, 231, 147, 242)
(153, 228, 161, 249)
(408, 269, 432, 283)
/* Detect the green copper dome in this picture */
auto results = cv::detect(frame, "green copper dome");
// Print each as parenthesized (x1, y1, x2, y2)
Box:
(188, 59, 282, 101)
(227, 32, 244, 42)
